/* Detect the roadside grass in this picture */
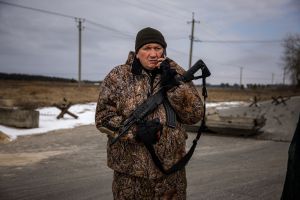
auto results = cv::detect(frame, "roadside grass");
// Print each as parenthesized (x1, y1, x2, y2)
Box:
(1, 80, 299, 108)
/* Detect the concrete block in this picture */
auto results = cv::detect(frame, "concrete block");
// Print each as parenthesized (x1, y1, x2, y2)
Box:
(0, 107, 39, 128)
(185, 115, 265, 137)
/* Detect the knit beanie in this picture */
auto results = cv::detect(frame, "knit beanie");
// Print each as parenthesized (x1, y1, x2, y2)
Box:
(135, 27, 167, 52)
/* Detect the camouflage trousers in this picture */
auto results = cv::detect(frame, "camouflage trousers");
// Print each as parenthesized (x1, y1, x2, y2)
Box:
(112, 169, 187, 200)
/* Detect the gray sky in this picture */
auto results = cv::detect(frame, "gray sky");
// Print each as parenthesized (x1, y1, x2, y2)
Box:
(0, 0, 299, 85)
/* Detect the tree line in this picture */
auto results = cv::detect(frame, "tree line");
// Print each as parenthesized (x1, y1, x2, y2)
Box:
(283, 33, 300, 87)
(0, 72, 97, 83)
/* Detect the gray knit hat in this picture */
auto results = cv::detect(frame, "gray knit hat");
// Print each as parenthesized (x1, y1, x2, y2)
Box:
(135, 27, 167, 52)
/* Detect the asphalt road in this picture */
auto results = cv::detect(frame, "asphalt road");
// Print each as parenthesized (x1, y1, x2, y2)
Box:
(0, 125, 289, 200)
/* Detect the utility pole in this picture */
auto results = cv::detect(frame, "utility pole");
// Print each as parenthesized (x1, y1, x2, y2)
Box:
(240, 67, 243, 87)
(76, 18, 84, 87)
(187, 12, 200, 68)
(283, 68, 286, 85)
(272, 73, 274, 84)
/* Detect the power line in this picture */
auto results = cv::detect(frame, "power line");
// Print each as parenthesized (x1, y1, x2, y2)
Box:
(0, 0, 134, 84)
(118, 0, 184, 21)
(85, 19, 134, 38)
(194, 39, 283, 44)
(0, 0, 134, 38)
(1, 0, 284, 45)
(0, 0, 76, 19)
(0, 0, 287, 84)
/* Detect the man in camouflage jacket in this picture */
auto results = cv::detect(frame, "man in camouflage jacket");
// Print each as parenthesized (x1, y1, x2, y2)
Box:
(95, 27, 203, 199)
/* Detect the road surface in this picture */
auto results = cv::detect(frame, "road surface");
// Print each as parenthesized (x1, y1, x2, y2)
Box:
(0, 125, 289, 200)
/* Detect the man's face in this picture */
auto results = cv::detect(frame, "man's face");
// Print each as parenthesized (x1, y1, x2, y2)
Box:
(136, 43, 164, 70)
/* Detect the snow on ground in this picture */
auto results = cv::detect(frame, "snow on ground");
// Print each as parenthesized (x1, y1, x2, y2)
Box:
(206, 101, 248, 109)
(0, 103, 97, 140)
(0, 102, 244, 140)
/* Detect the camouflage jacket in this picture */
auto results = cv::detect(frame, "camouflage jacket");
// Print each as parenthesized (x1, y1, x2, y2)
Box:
(95, 51, 203, 179)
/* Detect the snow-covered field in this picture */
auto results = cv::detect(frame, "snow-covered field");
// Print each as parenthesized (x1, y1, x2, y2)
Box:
(0, 102, 245, 140)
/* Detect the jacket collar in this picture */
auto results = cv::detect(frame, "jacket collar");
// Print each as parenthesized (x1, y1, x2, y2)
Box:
(124, 51, 142, 75)
(132, 56, 143, 75)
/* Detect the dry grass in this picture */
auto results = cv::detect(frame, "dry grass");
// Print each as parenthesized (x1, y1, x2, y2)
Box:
(205, 87, 300, 102)
(0, 80, 100, 108)
(0, 80, 299, 108)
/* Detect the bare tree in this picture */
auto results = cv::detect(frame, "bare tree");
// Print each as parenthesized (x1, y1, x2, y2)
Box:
(282, 34, 300, 86)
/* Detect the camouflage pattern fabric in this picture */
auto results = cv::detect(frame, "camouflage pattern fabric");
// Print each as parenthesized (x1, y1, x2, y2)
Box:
(112, 169, 187, 200)
(95, 51, 203, 179)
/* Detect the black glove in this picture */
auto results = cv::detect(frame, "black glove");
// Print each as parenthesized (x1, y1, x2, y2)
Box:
(160, 59, 180, 91)
(136, 118, 163, 144)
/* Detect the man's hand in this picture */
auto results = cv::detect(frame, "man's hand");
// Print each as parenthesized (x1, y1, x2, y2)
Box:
(160, 59, 180, 91)
(135, 119, 163, 144)
(156, 57, 166, 69)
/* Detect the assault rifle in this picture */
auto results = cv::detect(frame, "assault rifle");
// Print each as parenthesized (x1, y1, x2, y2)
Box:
(110, 59, 210, 145)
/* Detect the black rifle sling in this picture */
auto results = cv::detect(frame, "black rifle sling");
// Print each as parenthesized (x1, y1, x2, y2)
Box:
(143, 78, 208, 175)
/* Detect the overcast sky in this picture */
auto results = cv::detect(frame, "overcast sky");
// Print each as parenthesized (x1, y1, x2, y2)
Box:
(0, 0, 299, 85)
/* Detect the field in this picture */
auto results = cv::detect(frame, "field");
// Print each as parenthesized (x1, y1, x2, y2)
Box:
(0, 80, 299, 108)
